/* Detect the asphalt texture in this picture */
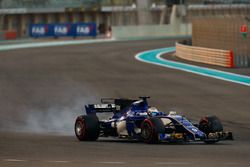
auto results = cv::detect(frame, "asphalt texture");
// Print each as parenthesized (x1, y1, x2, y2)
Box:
(0, 39, 250, 167)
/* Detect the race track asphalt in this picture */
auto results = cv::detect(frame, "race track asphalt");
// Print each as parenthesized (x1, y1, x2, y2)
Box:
(0, 39, 249, 167)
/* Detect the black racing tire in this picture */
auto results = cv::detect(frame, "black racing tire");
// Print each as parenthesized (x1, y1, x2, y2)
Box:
(75, 115, 100, 141)
(199, 116, 223, 134)
(141, 117, 165, 144)
(199, 116, 223, 144)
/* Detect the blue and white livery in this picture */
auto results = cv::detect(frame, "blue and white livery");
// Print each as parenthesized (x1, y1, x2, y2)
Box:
(75, 97, 233, 144)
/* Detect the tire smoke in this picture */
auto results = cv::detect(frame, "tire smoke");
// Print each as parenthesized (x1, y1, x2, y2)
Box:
(10, 96, 98, 136)
(0, 80, 103, 136)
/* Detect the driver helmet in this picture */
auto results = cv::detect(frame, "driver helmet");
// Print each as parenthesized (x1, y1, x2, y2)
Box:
(147, 107, 159, 116)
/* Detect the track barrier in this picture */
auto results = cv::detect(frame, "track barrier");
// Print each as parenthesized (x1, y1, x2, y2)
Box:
(4, 31, 17, 40)
(176, 42, 234, 68)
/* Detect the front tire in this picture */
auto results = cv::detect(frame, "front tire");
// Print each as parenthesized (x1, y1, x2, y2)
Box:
(75, 115, 100, 141)
(141, 118, 165, 144)
(199, 116, 223, 144)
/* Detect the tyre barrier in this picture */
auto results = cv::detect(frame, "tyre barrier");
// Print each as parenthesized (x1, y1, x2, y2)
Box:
(176, 42, 234, 68)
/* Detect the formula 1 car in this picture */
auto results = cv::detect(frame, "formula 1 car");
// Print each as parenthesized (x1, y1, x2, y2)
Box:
(74, 97, 233, 144)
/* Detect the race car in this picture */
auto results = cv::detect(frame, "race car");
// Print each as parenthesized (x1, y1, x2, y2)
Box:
(74, 97, 233, 144)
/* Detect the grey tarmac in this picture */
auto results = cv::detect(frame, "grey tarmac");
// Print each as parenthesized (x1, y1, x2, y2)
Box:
(0, 39, 249, 167)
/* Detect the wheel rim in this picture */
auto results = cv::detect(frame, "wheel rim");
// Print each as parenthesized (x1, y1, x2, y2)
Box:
(75, 120, 85, 137)
(142, 122, 153, 140)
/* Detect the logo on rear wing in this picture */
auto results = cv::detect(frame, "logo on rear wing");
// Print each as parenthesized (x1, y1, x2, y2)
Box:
(85, 104, 116, 114)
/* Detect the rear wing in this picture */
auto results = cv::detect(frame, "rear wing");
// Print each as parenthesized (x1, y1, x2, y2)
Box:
(85, 103, 116, 115)
(85, 98, 137, 115)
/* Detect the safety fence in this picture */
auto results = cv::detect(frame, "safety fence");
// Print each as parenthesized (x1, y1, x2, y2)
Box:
(176, 42, 234, 68)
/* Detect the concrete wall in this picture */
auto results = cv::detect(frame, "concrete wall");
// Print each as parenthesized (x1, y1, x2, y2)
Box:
(136, 0, 152, 25)
(112, 23, 192, 39)
(112, 4, 190, 39)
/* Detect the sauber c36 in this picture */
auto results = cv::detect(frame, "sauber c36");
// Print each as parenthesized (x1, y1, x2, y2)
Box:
(75, 97, 233, 144)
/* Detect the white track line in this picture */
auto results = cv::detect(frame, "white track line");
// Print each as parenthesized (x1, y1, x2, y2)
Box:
(48, 160, 70, 163)
(3, 159, 27, 162)
(0, 39, 115, 51)
(95, 161, 126, 164)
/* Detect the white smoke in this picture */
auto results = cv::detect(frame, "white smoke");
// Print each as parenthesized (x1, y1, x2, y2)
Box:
(21, 109, 81, 135)
(18, 96, 97, 136)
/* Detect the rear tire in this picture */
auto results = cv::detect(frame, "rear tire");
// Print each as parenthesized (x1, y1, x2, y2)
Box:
(141, 118, 165, 144)
(75, 115, 100, 141)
